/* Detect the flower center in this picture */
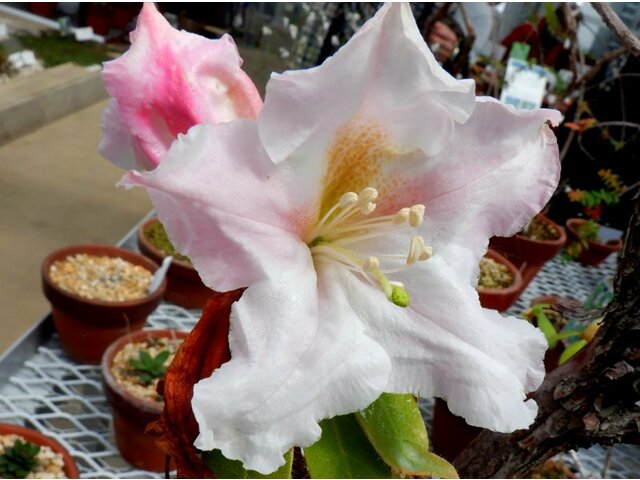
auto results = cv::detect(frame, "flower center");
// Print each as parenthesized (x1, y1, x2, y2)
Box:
(307, 187, 432, 307)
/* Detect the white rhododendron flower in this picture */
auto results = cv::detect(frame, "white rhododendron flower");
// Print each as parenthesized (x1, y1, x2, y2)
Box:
(106, 3, 561, 475)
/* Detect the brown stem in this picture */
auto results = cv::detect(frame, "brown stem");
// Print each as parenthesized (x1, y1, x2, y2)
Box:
(577, 47, 627, 86)
(592, 3, 640, 57)
(564, 4, 580, 90)
(454, 194, 640, 478)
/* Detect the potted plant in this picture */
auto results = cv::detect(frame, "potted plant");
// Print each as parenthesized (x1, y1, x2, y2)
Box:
(490, 213, 566, 288)
(523, 295, 601, 371)
(565, 218, 622, 266)
(476, 249, 524, 311)
(41, 244, 167, 364)
(138, 217, 215, 309)
(0, 423, 79, 478)
(102, 328, 188, 472)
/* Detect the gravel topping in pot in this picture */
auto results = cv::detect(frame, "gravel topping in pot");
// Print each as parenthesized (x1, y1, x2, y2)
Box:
(49, 254, 153, 302)
(478, 257, 514, 289)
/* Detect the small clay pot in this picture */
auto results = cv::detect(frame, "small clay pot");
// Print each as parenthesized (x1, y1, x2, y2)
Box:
(491, 214, 566, 265)
(430, 399, 482, 462)
(565, 218, 622, 266)
(138, 218, 215, 309)
(490, 214, 566, 290)
(0, 423, 80, 478)
(477, 249, 524, 311)
(42, 244, 167, 364)
(102, 329, 188, 472)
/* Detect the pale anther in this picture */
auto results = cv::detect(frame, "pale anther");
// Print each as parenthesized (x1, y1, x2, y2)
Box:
(394, 208, 410, 224)
(419, 245, 433, 261)
(359, 187, 379, 203)
(339, 191, 359, 207)
(363, 256, 380, 272)
(360, 201, 377, 215)
(409, 204, 425, 227)
(407, 235, 426, 265)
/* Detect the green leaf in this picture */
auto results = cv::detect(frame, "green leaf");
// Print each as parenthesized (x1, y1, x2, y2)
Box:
(356, 394, 458, 478)
(559, 339, 588, 365)
(534, 310, 559, 348)
(139, 350, 153, 365)
(155, 349, 170, 365)
(202, 448, 293, 478)
(304, 415, 390, 478)
(0, 440, 40, 479)
(554, 330, 583, 341)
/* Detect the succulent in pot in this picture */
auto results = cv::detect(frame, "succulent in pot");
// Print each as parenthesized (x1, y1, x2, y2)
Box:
(565, 218, 622, 266)
(137, 218, 215, 309)
(476, 249, 524, 311)
(102, 329, 188, 472)
(41, 244, 167, 364)
(0, 423, 80, 479)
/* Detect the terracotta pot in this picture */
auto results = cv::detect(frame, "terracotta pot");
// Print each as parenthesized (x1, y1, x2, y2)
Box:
(42, 244, 167, 364)
(102, 329, 188, 472)
(28, 3, 58, 18)
(138, 218, 215, 309)
(430, 399, 482, 462)
(490, 214, 566, 290)
(477, 249, 524, 311)
(86, 4, 111, 35)
(0, 423, 79, 478)
(110, 4, 138, 30)
(491, 214, 566, 264)
(565, 218, 622, 266)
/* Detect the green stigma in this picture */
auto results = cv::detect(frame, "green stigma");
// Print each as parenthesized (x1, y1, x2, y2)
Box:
(391, 285, 410, 308)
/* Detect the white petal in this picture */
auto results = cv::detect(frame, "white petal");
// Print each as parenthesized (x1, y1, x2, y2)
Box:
(420, 98, 561, 283)
(334, 255, 547, 432)
(259, 3, 475, 169)
(192, 260, 391, 473)
(120, 120, 322, 291)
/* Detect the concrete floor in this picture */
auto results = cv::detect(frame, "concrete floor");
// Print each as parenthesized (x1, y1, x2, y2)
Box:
(0, 100, 152, 354)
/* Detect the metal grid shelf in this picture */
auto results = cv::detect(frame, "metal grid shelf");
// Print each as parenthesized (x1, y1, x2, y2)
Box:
(0, 222, 637, 478)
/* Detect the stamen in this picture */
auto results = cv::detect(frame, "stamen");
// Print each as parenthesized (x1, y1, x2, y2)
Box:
(308, 188, 433, 309)
(394, 208, 410, 224)
(359, 187, 379, 203)
(407, 236, 426, 265)
(339, 191, 359, 207)
(360, 201, 377, 215)
(409, 204, 425, 227)
(363, 256, 380, 272)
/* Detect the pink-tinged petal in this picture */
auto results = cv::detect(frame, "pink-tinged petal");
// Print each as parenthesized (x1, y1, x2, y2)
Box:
(364, 99, 560, 282)
(120, 120, 323, 291)
(98, 99, 155, 171)
(192, 261, 391, 474)
(259, 3, 475, 167)
(335, 255, 546, 432)
(102, 3, 262, 169)
(423, 99, 561, 282)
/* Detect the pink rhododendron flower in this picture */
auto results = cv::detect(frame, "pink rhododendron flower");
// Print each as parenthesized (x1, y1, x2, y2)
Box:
(99, 3, 262, 170)
(111, 3, 561, 474)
